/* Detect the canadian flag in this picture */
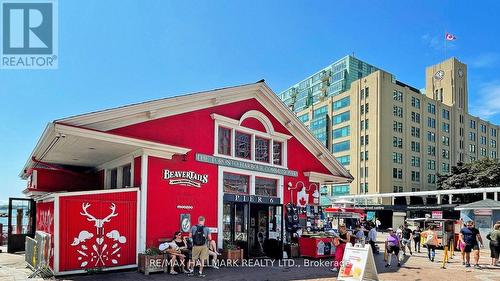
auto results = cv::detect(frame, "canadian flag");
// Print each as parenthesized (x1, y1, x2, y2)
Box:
(445, 32, 456, 41)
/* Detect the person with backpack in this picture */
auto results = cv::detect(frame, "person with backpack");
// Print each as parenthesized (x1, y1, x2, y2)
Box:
(422, 225, 438, 262)
(486, 223, 500, 266)
(189, 216, 211, 277)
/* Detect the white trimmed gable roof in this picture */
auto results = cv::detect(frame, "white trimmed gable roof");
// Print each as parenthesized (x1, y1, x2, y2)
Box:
(29, 81, 353, 181)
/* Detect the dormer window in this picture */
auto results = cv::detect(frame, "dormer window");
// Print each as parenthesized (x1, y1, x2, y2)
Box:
(212, 111, 291, 168)
(255, 137, 270, 163)
(235, 131, 251, 159)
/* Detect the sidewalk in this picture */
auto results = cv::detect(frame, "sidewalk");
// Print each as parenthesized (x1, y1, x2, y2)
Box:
(1, 234, 500, 281)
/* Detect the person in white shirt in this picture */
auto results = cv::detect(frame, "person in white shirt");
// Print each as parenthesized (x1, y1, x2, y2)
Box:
(368, 222, 378, 254)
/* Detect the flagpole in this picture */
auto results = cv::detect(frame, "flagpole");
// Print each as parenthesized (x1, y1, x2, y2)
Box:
(444, 31, 447, 60)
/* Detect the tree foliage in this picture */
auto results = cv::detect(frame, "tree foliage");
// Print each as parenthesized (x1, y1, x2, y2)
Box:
(437, 158, 500, 203)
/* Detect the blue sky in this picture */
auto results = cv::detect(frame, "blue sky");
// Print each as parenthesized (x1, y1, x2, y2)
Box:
(1, 0, 500, 201)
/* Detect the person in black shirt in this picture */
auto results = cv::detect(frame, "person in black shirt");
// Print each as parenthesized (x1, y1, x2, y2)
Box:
(459, 220, 483, 268)
(401, 224, 413, 256)
(412, 226, 421, 253)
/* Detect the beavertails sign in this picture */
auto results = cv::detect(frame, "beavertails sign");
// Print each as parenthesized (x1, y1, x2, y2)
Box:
(162, 170, 209, 188)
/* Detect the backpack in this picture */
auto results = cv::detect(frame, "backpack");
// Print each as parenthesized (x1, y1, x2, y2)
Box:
(425, 232, 435, 245)
(193, 225, 206, 246)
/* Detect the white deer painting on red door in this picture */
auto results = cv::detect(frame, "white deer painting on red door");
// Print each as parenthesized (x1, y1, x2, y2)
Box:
(58, 192, 137, 272)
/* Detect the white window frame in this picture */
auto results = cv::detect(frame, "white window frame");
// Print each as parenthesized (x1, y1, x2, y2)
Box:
(98, 153, 135, 189)
(212, 112, 291, 168)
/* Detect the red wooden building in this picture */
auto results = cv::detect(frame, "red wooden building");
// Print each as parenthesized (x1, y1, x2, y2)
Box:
(20, 81, 353, 275)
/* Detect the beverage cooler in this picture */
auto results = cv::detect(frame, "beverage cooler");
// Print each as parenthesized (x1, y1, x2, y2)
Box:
(35, 188, 139, 275)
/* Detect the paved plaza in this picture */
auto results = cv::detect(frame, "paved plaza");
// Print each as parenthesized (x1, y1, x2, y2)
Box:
(1, 237, 500, 281)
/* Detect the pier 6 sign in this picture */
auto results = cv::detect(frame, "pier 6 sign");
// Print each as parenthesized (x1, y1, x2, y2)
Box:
(163, 169, 208, 188)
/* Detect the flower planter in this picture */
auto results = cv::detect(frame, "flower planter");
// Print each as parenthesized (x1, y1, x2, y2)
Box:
(222, 249, 244, 264)
(137, 253, 168, 275)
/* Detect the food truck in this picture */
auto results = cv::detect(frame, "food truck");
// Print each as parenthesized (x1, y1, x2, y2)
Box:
(20, 81, 353, 275)
(406, 218, 460, 248)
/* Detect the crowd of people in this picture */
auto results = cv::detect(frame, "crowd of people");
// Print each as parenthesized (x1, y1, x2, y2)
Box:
(159, 216, 220, 277)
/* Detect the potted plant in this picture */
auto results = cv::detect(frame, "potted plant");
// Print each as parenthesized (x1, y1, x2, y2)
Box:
(222, 242, 244, 264)
(138, 247, 169, 275)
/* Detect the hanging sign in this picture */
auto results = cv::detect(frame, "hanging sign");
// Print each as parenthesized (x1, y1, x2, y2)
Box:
(223, 194, 281, 205)
(338, 244, 379, 281)
(163, 169, 208, 188)
(297, 187, 309, 207)
(180, 214, 191, 232)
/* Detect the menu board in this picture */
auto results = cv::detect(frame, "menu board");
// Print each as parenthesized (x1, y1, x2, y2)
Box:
(338, 244, 378, 281)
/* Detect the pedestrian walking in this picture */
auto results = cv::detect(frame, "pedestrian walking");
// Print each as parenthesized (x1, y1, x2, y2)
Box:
(331, 224, 350, 273)
(385, 228, 402, 268)
(422, 225, 438, 262)
(401, 223, 413, 256)
(412, 226, 421, 253)
(368, 222, 378, 254)
(189, 216, 211, 277)
(459, 220, 483, 269)
(486, 223, 500, 266)
(376, 218, 381, 231)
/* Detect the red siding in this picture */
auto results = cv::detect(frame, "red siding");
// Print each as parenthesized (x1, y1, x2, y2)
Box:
(58, 191, 137, 272)
(31, 168, 99, 192)
(36, 201, 55, 268)
(133, 156, 141, 187)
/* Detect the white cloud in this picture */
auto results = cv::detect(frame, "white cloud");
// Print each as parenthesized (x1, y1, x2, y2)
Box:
(469, 80, 500, 119)
(468, 53, 499, 68)
(421, 33, 456, 51)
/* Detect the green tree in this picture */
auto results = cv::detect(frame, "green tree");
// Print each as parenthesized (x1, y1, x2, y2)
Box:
(437, 158, 500, 203)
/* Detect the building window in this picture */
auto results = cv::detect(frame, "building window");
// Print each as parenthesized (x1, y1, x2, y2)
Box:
(491, 128, 497, 137)
(273, 141, 282, 165)
(218, 126, 232, 155)
(411, 156, 420, 167)
(442, 109, 450, 120)
(480, 124, 487, 133)
(332, 111, 350, 125)
(491, 140, 497, 148)
(442, 149, 450, 159)
(393, 90, 403, 102)
(393, 121, 403, 133)
(411, 96, 420, 109)
(411, 141, 420, 152)
(393, 186, 403, 193)
(110, 168, 118, 189)
(427, 132, 436, 142)
(411, 171, 420, 182)
(411, 126, 420, 138)
(122, 164, 131, 188)
(427, 160, 436, 170)
(223, 172, 250, 194)
(480, 148, 487, 156)
(255, 177, 277, 197)
(442, 136, 450, 146)
(428, 174, 436, 184)
(298, 114, 309, 123)
(393, 168, 403, 179)
(333, 126, 350, 139)
(333, 97, 350, 111)
(235, 131, 252, 159)
(492, 151, 497, 158)
(393, 106, 403, 118)
(393, 152, 403, 164)
(427, 117, 436, 128)
(442, 163, 450, 173)
(332, 141, 350, 152)
(428, 103, 436, 114)
(393, 137, 403, 148)
(411, 112, 421, 123)
(442, 123, 450, 133)
(480, 136, 487, 145)
(428, 145, 436, 156)
(470, 120, 476, 129)
(337, 155, 350, 165)
(469, 144, 476, 153)
(255, 137, 270, 163)
(469, 132, 476, 142)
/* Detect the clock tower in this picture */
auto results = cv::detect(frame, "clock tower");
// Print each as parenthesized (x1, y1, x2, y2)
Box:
(425, 57, 468, 112)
